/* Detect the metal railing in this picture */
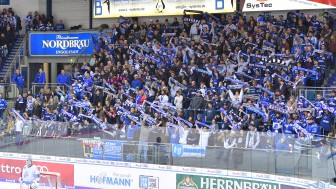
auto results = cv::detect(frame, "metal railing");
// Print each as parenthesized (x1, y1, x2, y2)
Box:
(298, 86, 336, 101)
(3, 35, 27, 83)
(31, 83, 69, 96)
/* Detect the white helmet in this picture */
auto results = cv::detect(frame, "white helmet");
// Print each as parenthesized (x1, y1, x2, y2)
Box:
(26, 156, 33, 167)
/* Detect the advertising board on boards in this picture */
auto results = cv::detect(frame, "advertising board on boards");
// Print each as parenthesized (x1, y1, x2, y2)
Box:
(0, 157, 74, 188)
(0, 152, 331, 189)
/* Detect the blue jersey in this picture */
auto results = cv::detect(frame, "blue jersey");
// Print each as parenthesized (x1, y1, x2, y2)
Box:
(83, 77, 93, 88)
(57, 73, 70, 85)
(43, 112, 56, 121)
(306, 123, 321, 135)
(320, 114, 333, 132)
(12, 73, 24, 87)
(33, 72, 46, 84)
(72, 83, 82, 93)
(0, 98, 7, 109)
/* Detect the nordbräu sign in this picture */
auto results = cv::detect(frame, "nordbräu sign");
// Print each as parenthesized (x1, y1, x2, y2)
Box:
(29, 32, 97, 56)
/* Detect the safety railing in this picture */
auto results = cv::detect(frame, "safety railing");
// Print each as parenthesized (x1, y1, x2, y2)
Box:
(0, 121, 335, 184)
(298, 86, 336, 101)
(3, 35, 27, 84)
(31, 83, 69, 96)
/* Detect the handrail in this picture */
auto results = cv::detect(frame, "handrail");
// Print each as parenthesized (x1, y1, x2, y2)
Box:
(3, 34, 27, 82)
(31, 83, 69, 95)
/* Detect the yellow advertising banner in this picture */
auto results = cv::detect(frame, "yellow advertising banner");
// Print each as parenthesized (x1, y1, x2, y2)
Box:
(93, 0, 236, 18)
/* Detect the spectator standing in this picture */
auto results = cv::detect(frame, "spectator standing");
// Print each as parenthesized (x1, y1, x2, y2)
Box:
(56, 69, 70, 86)
(0, 93, 7, 119)
(33, 68, 46, 93)
(15, 94, 26, 114)
(245, 125, 260, 149)
(12, 69, 24, 96)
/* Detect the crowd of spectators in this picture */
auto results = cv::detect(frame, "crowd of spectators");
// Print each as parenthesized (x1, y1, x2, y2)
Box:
(0, 8, 20, 60)
(6, 10, 336, 155)
(24, 11, 64, 32)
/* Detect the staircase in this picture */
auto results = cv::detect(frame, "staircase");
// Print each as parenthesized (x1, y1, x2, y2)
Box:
(0, 35, 25, 81)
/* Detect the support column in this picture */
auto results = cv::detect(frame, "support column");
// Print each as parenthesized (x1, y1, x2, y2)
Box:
(50, 63, 57, 84)
(47, 0, 52, 18)
(89, 0, 93, 29)
(43, 63, 49, 83)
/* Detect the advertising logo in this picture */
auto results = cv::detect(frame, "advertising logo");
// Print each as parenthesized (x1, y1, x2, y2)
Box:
(139, 175, 159, 189)
(177, 175, 198, 189)
(246, 0, 272, 9)
(29, 32, 96, 56)
(172, 144, 206, 158)
(93, 0, 236, 18)
(0, 158, 74, 186)
(215, 0, 224, 10)
(176, 174, 280, 189)
(90, 171, 133, 187)
(82, 139, 125, 161)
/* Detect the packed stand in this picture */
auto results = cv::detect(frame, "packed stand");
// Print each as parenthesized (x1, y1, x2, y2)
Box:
(0, 8, 21, 60)
(11, 11, 336, 153)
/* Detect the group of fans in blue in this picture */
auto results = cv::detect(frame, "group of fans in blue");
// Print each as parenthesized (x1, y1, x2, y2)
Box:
(8, 10, 336, 153)
(24, 11, 65, 32)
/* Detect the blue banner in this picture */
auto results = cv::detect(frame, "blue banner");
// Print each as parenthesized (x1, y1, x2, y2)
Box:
(101, 140, 125, 161)
(29, 32, 96, 56)
(172, 144, 206, 158)
(83, 139, 125, 161)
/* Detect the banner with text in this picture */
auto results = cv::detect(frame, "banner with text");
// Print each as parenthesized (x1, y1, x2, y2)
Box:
(172, 144, 206, 158)
(243, 0, 336, 12)
(82, 138, 125, 161)
(0, 157, 74, 187)
(29, 32, 97, 56)
(74, 163, 174, 189)
(93, 0, 236, 18)
(176, 173, 280, 189)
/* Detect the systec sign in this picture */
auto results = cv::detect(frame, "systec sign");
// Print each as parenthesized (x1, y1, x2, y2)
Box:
(29, 32, 97, 56)
(243, 0, 336, 11)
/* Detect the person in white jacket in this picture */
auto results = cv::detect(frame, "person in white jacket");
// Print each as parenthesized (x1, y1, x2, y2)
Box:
(174, 90, 183, 110)
(178, 122, 189, 145)
(158, 90, 169, 104)
(228, 88, 244, 108)
(196, 124, 211, 147)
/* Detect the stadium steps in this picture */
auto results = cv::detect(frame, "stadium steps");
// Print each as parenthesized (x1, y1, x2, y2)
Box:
(0, 36, 25, 81)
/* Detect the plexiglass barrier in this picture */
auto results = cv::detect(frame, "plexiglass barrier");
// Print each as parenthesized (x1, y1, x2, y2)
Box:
(0, 120, 335, 184)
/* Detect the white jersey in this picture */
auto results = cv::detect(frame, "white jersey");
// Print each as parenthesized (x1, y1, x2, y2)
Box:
(178, 127, 189, 144)
(15, 119, 24, 132)
(22, 165, 40, 184)
(198, 130, 210, 147)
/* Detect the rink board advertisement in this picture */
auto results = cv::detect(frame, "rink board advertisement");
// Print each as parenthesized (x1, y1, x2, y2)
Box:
(93, 0, 236, 18)
(176, 173, 280, 189)
(29, 32, 97, 56)
(0, 157, 74, 187)
(82, 138, 125, 161)
(0, 152, 333, 189)
(74, 163, 171, 189)
(243, 0, 336, 12)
